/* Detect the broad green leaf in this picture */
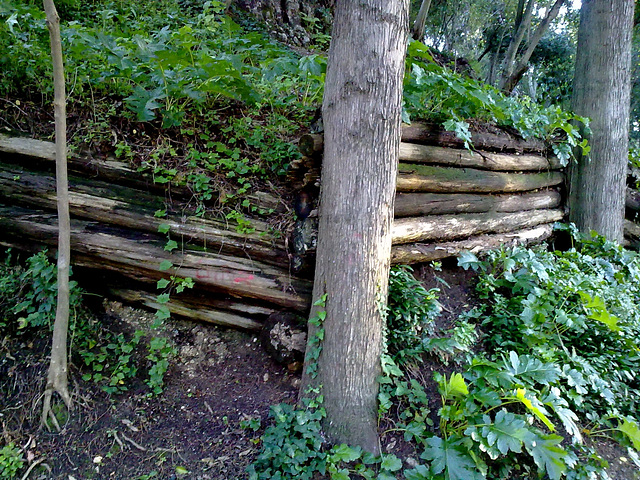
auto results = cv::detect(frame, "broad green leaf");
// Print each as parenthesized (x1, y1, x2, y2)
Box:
(330, 444, 361, 463)
(156, 278, 170, 289)
(404, 464, 430, 480)
(159, 260, 173, 271)
(578, 292, 620, 331)
(504, 352, 560, 385)
(618, 418, 640, 451)
(515, 389, 555, 432)
(524, 432, 567, 480)
(330, 469, 350, 480)
(436, 373, 469, 399)
(380, 454, 403, 472)
(421, 436, 484, 480)
(469, 410, 528, 457)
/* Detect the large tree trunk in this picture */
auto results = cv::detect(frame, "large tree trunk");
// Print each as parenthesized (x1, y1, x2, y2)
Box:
(568, 0, 634, 242)
(41, 0, 71, 430)
(300, 0, 409, 454)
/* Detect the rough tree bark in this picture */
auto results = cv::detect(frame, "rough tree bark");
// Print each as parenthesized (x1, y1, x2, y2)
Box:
(300, 0, 409, 454)
(41, 0, 72, 429)
(568, 0, 634, 242)
(230, 0, 333, 45)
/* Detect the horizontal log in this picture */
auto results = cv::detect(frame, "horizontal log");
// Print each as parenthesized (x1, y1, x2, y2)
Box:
(298, 123, 546, 156)
(397, 163, 564, 193)
(298, 134, 324, 157)
(394, 190, 561, 217)
(624, 219, 640, 239)
(627, 188, 640, 212)
(401, 122, 546, 153)
(109, 288, 263, 330)
(0, 207, 312, 311)
(398, 143, 561, 171)
(0, 163, 289, 267)
(391, 224, 555, 264)
(0, 134, 282, 213)
(391, 209, 563, 245)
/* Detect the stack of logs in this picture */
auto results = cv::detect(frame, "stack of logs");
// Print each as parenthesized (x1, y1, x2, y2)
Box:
(0, 134, 311, 331)
(297, 122, 565, 264)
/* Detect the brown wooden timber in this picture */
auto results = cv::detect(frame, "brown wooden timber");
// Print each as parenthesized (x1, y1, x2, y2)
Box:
(396, 163, 564, 193)
(391, 224, 554, 264)
(0, 207, 312, 312)
(109, 288, 264, 330)
(0, 134, 282, 212)
(626, 188, 640, 212)
(394, 190, 561, 217)
(299, 123, 546, 156)
(397, 143, 561, 171)
(391, 209, 563, 244)
(0, 163, 289, 267)
(401, 122, 546, 153)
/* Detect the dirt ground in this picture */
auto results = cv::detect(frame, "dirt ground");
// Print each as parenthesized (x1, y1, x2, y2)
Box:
(1, 261, 638, 480)
(1, 300, 298, 480)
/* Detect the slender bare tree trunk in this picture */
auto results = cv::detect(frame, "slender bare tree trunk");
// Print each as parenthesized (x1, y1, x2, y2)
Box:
(499, 0, 534, 86)
(300, 0, 409, 454)
(41, 0, 72, 429)
(411, 0, 432, 41)
(501, 0, 566, 94)
(568, 0, 634, 242)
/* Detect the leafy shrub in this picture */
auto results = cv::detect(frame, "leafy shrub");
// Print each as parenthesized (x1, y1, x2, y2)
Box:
(0, 250, 83, 332)
(403, 41, 590, 164)
(387, 265, 441, 356)
(0, 250, 174, 395)
(460, 227, 640, 419)
(0, 443, 23, 479)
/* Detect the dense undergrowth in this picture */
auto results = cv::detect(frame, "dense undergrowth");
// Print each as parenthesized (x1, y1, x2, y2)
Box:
(0, 0, 592, 230)
(248, 227, 640, 480)
(0, 249, 175, 397)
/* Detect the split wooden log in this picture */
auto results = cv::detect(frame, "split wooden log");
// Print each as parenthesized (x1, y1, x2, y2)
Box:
(391, 224, 555, 264)
(0, 163, 289, 267)
(396, 163, 564, 193)
(0, 207, 312, 314)
(299, 123, 546, 156)
(397, 143, 561, 171)
(624, 219, 640, 240)
(0, 134, 282, 213)
(109, 288, 264, 330)
(626, 188, 640, 212)
(391, 209, 563, 245)
(394, 190, 561, 217)
(401, 122, 546, 153)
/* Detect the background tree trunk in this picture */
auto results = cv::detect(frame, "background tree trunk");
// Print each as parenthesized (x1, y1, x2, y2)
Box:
(300, 0, 409, 454)
(568, 0, 634, 242)
(41, 0, 72, 429)
(411, 0, 432, 41)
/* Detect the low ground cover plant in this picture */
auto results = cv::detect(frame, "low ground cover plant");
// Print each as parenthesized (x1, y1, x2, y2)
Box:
(248, 228, 640, 480)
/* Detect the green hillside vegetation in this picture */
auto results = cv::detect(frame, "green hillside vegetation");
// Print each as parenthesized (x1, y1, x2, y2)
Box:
(1, 1, 639, 479)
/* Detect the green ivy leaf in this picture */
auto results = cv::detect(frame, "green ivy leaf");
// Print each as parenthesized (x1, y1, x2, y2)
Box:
(380, 454, 402, 472)
(158, 223, 171, 234)
(159, 260, 173, 271)
(330, 444, 361, 463)
(164, 240, 178, 252)
(157, 278, 170, 289)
